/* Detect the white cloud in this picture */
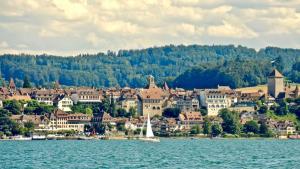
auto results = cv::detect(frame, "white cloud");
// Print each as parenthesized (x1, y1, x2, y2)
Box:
(17, 44, 28, 49)
(0, 0, 299, 55)
(0, 41, 9, 48)
(207, 21, 258, 38)
(86, 33, 103, 47)
(52, 0, 89, 21)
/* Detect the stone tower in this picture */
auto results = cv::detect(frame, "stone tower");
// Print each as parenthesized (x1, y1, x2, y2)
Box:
(9, 78, 16, 90)
(268, 69, 284, 98)
(147, 75, 157, 89)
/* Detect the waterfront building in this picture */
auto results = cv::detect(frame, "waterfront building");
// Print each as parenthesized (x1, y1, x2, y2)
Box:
(49, 109, 91, 132)
(54, 95, 73, 112)
(49, 109, 69, 131)
(137, 75, 169, 117)
(67, 113, 92, 132)
(178, 111, 203, 130)
(199, 89, 232, 116)
(102, 112, 113, 124)
(10, 114, 50, 130)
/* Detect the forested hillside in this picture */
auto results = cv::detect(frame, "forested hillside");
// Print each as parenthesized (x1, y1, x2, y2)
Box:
(0, 45, 299, 89)
(172, 59, 273, 89)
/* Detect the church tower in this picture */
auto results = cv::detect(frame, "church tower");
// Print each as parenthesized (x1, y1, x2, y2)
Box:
(147, 75, 157, 89)
(9, 78, 16, 90)
(268, 69, 284, 98)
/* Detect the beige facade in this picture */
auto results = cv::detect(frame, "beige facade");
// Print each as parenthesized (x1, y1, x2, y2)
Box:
(57, 96, 73, 112)
(117, 93, 138, 112)
(138, 75, 168, 117)
(49, 109, 91, 132)
(200, 89, 232, 116)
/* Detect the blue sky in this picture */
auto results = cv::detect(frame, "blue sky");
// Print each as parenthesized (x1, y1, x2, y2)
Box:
(0, 0, 299, 55)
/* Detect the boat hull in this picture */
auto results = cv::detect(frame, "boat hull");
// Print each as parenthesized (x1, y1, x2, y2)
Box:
(139, 137, 160, 142)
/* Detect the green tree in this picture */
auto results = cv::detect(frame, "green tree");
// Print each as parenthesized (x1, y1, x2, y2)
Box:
(23, 121, 35, 137)
(0, 45, 298, 88)
(0, 109, 22, 136)
(85, 108, 93, 116)
(116, 122, 126, 131)
(128, 107, 137, 117)
(101, 97, 110, 112)
(273, 56, 284, 72)
(243, 120, 259, 134)
(190, 125, 201, 134)
(3, 100, 22, 115)
(203, 117, 212, 135)
(259, 122, 269, 136)
(109, 97, 117, 117)
(117, 108, 127, 117)
(275, 100, 288, 115)
(258, 105, 268, 114)
(93, 123, 106, 135)
(24, 121, 35, 130)
(200, 108, 208, 116)
(211, 123, 223, 137)
(220, 109, 241, 135)
(23, 76, 32, 88)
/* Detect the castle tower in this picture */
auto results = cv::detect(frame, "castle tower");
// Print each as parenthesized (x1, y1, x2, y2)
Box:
(147, 75, 157, 89)
(267, 69, 284, 98)
(9, 78, 16, 90)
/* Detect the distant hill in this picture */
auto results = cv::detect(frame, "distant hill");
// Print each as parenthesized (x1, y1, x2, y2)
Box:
(0, 45, 299, 88)
(171, 58, 274, 89)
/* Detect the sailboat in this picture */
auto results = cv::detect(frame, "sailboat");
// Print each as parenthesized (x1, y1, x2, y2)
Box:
(139, 114, 160, 142)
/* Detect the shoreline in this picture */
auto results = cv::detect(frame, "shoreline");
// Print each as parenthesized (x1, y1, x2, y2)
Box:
(1, 135, 297, 141)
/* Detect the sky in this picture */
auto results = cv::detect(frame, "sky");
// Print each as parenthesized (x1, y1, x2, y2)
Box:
(0, 0, 299, 56)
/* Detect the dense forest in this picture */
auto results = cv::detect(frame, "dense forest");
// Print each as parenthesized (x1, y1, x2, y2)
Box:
(0, 45, 300, 89)
(172, 59, 273, 89)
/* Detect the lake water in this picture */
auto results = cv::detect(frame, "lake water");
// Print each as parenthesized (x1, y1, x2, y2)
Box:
(1, 139, 300, 169)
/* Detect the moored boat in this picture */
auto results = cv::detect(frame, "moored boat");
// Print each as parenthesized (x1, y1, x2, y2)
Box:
(12, 135, 32, 141)
(138, 114, 160, 142)
(32, 135, 46, 140)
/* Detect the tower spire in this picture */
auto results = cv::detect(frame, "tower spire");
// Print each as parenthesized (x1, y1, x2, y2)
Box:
(9, 78, 16, 89)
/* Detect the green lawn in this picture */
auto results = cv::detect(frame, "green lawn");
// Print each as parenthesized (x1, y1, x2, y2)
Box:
(266, 111, 299, 124)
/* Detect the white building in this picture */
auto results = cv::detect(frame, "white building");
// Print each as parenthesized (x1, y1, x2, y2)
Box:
(55, 95, 73, 112)
(199, 89, 232, 116)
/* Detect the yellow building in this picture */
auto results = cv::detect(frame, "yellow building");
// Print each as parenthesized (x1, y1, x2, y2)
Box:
(138, 75, 168, 117)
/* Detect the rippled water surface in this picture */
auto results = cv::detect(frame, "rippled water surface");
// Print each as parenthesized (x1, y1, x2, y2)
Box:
(1, 139, 300, 169)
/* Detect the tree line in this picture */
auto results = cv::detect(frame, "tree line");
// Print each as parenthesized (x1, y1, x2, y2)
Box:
(0, 45, 299, 89)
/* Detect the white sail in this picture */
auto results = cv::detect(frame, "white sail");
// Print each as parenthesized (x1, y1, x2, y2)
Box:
(139, 121, 145, 137)
(146, 114, 154, 138)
